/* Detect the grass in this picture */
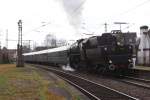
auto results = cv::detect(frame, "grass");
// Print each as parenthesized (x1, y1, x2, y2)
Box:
(0, 75, 7, 86)
(0, 64, 66, 100)
(0, 64, 84, 100)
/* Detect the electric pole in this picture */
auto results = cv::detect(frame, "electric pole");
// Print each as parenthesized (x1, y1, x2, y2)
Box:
(28, 40, 32, 51)
(6, 29, 8, 48)
(114, 22, 128, 31)
(104, 23, 108, 32)
(16, 20, 24, 67)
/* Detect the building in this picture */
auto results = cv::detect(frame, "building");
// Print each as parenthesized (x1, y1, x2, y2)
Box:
(137, 26, 150, 66)
(7, 49, 17, 62)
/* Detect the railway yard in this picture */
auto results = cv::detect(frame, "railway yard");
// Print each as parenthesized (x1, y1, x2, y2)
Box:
(1, 0, 150, 100)
(33, 64, 150, 100)
(1, 23, 150, 100)
(0, 64, 149, 100)
(16, 24, 150, 100)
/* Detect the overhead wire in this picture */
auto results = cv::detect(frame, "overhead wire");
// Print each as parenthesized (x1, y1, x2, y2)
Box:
(119, 0, 150, 16)
(25, 0, 150, 37)
(24, 1, 87, 36)
(101, 0, 150, 32)
(71, 0, 86, 15)
(24, 22, 51, 36)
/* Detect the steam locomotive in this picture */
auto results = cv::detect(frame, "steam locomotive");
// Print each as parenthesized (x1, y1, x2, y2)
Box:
(23, 30, 137, 72)
(69, 30, 137, 71)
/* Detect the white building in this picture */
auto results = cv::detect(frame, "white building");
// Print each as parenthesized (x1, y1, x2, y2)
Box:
(137, 26, 150, 66)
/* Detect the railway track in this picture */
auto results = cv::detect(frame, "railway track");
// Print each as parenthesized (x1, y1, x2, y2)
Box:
(33, 64, 138, 100)
(123, 76, 150, 83)
(119, 75, 150, 89)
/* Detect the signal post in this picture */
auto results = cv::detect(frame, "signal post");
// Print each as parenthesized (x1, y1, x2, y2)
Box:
(16, 20, 24, 67)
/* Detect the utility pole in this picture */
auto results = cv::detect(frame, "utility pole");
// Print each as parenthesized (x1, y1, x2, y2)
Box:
(6, 29, 8, 48)
(0, 32, 1, 50)
(8, 39, 32, 52)
(114, 22, 128, 31)
(8, 39, 32, 47)
(16, 20, 24, 67)
(104, 23, 108, 33)
(28, 40, 31, 50)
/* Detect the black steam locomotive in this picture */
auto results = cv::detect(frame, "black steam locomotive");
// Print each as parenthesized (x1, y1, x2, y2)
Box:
(23, 30, 137, 72)
(69, 30, 137, 71)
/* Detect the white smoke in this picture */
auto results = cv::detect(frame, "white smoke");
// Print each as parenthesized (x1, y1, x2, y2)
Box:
(62, 64, 75, 71)
(57, 0, 85, 34)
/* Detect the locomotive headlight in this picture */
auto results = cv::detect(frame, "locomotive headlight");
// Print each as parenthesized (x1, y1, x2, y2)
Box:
(128, 59, 132, 62)
(109, 60, 112, 63)
(104, 47, 107, 51)
(117, 42, 121, 45)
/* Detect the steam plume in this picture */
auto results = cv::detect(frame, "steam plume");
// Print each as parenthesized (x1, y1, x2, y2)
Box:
(58, 0, 85, 33)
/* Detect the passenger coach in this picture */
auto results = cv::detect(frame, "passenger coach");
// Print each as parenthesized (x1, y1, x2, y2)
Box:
(23, 46, 69, 65)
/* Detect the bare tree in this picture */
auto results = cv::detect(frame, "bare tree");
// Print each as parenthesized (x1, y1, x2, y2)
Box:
(44, 34, 68, 48)
(44, 34, 57, 48)
(57, 39, 67, 47)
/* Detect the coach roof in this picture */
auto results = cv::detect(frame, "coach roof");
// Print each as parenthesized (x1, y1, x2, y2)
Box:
(23, 45, 69, 56)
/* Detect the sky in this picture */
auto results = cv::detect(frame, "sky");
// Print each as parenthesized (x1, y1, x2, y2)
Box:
(0, 0, 150, 49)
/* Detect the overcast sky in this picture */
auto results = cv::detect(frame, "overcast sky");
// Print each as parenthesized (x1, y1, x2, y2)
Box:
(0, 0, 150, 49)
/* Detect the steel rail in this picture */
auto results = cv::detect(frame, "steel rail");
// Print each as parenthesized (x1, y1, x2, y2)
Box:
(35, 65, 139, 100)
(123, 76, 150, 83)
